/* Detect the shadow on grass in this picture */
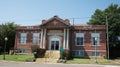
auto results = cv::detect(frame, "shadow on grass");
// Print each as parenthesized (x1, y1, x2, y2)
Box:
(66, 58, 117, 64)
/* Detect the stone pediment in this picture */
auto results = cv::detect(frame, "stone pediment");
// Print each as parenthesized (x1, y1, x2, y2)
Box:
(40, 16, 71, 28)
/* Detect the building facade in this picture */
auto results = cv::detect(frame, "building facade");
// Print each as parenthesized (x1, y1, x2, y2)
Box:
(14, 16, 106, 58)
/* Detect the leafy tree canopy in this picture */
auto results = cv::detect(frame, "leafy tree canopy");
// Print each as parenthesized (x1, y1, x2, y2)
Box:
(0, 22, 18, 53)
(88, 4, 120, 47)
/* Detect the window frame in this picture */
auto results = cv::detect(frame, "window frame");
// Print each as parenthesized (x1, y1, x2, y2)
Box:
(92, 51, 100, 56)
(76, 33, 84, 46)
(32, 33, 40, 45)
(19, 48, 25, 53)
(20, 33, 27, 45)
(75, 50, 84, 57)
(91, 33, 100, 46)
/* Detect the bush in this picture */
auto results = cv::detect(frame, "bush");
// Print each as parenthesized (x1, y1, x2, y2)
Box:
(31, 45, 46, 58)
(31, 45, 39, 53)
(63, 49, 70, 60)
(37, 48, 46, 58)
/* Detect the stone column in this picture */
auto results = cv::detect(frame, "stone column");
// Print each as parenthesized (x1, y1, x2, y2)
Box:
(43, 29, 46, 49)
(63, 29, 66, 49)
(40, 29, 43, 48)
(66, 29, 69, 49)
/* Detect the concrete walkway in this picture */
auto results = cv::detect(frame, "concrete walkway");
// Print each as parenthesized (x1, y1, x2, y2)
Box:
(0, 60, 120, 67)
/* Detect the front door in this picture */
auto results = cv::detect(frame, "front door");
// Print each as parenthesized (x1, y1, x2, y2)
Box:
(49, 36, 61, 50)
(51, 40, 59, 50)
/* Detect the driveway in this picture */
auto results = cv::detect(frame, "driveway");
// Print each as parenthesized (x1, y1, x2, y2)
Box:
(0, 60, 119, 67)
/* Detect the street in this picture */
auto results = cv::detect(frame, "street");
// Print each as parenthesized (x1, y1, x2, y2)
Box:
(0, 61, 119, 67)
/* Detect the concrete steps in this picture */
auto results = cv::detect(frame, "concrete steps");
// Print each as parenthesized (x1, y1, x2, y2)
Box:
(36, 58, 58, 63)
(36, 50, 60, 63)
(45, 50, 60, 59)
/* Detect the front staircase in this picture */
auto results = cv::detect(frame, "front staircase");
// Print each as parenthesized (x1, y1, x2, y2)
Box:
(36, 50, 60, 63)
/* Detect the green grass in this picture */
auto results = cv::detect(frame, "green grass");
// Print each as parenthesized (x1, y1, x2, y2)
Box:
(0, 54, 34, 62)
(66, 58, 118, 64)
(0, 55, 119, 65)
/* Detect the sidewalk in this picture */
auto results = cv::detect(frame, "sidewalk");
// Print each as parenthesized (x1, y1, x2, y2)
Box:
(114, 60, 120, 64)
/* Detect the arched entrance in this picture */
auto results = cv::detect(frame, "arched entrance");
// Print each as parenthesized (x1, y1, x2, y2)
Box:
(49, 36, 61, 50)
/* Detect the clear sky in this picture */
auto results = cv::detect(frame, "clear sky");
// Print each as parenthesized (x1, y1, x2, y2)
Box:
(0, 0, 120, 26)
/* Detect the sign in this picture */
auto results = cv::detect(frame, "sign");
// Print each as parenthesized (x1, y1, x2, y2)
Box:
(60, 47, 64, 54)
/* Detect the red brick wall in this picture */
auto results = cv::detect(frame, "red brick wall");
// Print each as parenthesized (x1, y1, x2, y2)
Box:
(45, 29, 64, 50)
(14, 26, 41, 54)
(14, 21, 106, 58)
(14, 25, 106, 58)
(70, 27, 106, 57)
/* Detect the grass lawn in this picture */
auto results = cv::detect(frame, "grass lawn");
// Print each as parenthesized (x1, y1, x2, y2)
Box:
(0, 55, 119, 65)
(0, 54, 34, 62)
(66, 58, 119, 65)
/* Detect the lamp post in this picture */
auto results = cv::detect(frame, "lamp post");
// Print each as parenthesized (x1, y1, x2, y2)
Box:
(3, 37, 8, 60)
(118, 37, 120, 41)
(94, 37, 98, 63)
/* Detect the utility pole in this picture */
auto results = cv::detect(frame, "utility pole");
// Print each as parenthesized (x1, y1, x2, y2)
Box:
(106, 15, 109, 60)
(73, 18, 74, 25)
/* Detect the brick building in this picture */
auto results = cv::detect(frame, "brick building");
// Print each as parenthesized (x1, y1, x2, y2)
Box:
(14, 16, 106, 58)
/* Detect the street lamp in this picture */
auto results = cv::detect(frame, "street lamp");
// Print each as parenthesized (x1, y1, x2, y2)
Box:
(3, 37, 8, 60)
(94, 37, 98, 63)
(118, 36, 120, 41)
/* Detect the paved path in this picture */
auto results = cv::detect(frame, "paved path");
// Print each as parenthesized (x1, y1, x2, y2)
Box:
(0, 60, 119, 67)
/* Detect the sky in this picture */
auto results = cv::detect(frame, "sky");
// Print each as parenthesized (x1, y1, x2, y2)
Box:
(0, 0, 120, 26)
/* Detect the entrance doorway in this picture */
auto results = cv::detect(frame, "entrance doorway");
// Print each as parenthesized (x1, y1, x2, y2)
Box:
(49, 36, 61, 50)
(51, 40, 59, 50)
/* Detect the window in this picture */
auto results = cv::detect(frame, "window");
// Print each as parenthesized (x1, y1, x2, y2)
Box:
(19, 48, 25, 53)
(92, 52, 100, 56)
(20, 33, 27, 44)
(77, 37, 83, 45)
(32, 33, 39, 45)
(75, 51, 84, 57)
(91, 33, 100, 45)
(76, 33, 84, 46)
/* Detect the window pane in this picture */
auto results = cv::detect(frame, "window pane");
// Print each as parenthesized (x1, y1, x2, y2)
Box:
(91, 33, 100, 46)
(80, 51, 84, 56)
(92, 37, 96, 45)
(92, 52, 100, 56)
(75, 51, 79, 56)
(76, 37, 83, 45)
(20, 48, 25, 53)
(77, 37, 80, 45)
(51, 41, 54, 50)
(33, 33, 39, 45)
(20, 33, 27, 44)
(55, 41, 59, 50)
(80, 37, 83, 45)
(75, 51, 84, 57)
(92, 37, 99, 45)
(76, 33, 84, 46)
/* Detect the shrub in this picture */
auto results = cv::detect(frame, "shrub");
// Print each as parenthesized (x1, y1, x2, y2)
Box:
(31, 45, 39, 53)
(63, 49, 70, 60)
(37, 48, 46, 58)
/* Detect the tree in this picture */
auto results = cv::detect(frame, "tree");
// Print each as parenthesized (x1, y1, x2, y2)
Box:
(0, 22, 18, 54)
(88, 4, 120, 58)
(88, 4, 120, 47)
